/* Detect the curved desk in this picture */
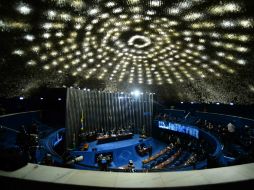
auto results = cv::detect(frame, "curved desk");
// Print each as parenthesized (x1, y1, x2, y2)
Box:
(97, 133, 133, 144)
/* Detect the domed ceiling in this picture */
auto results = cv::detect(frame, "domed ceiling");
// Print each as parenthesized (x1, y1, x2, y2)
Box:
(0, 0, 254, 103)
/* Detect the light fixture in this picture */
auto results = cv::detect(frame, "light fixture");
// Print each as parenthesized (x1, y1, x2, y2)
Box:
(128, 35, 151, 49)
(131, 90, 141, 97)
(16, 3, 32, 15)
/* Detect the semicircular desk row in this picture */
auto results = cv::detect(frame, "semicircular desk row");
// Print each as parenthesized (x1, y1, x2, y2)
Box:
(0, 163, 254, 189)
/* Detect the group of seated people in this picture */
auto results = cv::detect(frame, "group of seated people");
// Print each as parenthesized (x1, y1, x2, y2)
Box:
(170, 132, 210, 161)
(96, 153, 112, 171)
(79, 131, 97, 142)
(79, 128, 133, 142)
(195, 119, 229, 142)
(141, 130, 211, 170)
(136, 143, 152, 157)
(195, 119, 254, 161)
(97, 128, 132, 138)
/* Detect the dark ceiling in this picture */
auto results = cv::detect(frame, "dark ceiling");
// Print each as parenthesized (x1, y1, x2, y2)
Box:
(0, 0, 254, 104)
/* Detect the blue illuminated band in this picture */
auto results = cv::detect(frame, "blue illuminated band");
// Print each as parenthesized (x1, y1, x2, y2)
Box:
(158, 121, 199, 139)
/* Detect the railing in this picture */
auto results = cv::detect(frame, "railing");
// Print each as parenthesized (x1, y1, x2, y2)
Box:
(184, 112, 191, 120)
(0, 125, 19, 133)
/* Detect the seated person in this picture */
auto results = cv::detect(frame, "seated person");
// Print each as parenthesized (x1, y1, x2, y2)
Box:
(121, 128, 125, 134)
(111, 132, 116, 137)
(100, 157, 108, 171)
(97, 153, 112, 171)
(136, 143, 149, 156)
(97, 154, 103, 162)
(127, 160, 135, 172)
(16, 125, 29, 152)
(105, 155, 112, 163)
(117, 129, 122, 135)
(28, 122, 39, 135)
(137, 144, 142, 151)
(41, 153, 54, 166)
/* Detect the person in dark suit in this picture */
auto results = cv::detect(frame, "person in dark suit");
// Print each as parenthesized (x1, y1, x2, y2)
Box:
(148, 145, 153, 157)
(16, 125, 29, 153)
(41, 153, 54, 166)
(127, 160, 135, 172)
(28, 123, 39, 163)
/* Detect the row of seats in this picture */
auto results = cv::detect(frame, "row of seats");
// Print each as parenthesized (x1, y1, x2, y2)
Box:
(142, 144, 174, 164)
(142, 147, 180, 169)
(183, 153, 198, 167)
(153, 149, 182, 169)
(167, 151, 190, 169)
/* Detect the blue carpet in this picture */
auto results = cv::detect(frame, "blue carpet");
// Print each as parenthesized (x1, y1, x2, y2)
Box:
(72, 134, 167, 169)
(86, 134, 144, 151)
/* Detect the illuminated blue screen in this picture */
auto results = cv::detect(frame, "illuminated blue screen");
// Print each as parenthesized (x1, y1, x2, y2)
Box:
(158, 121, 199, 139)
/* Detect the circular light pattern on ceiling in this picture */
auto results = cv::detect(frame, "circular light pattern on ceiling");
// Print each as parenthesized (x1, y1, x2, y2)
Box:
(128, 35, 152, 49)
(0, 0, 253, 91)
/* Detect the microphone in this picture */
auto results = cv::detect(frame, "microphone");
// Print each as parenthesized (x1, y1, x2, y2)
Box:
(66, 155, 84, 165)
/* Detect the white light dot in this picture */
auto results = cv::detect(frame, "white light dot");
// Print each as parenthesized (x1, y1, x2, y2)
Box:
(27, 60, 36, 65)
(13, 49, 24, 56)
(88, 8, 99, 15)
(24, 34, 35, 41)
(43, 65, 50, 70)
(237, 60, 246, 65)
(16, 3, 32, 15)
(150, 0, 162, 7)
